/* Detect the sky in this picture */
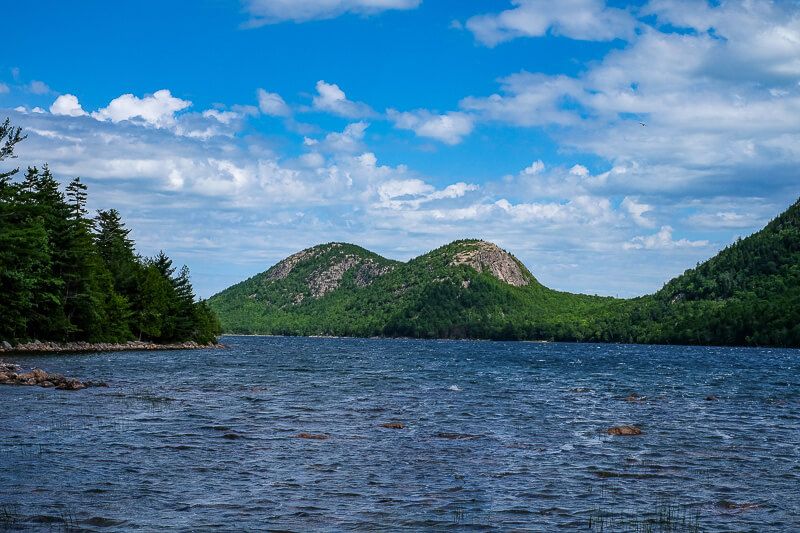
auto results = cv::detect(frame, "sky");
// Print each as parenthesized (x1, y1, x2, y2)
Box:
(1, 0, 799, 298)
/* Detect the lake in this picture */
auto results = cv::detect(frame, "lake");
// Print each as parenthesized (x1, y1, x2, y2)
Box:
(1, 336, 799, 531)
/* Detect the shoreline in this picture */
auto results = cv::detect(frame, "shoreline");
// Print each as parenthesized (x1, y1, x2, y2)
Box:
(0, 340, 224, 355)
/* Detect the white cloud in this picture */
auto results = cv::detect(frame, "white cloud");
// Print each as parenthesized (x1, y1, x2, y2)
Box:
(257, 88, 291, 116)
(28, 80, 50, 94)
(621, 196, 654, 227)
(460, 9, 800, 204)
(687, 211, 762, 229)
(319, 121, 369, 153)
(624, 226, 708, 250)
(569, 164, 589, 177)
(14, 106, 26, 113)
(6, 105, 727, 298)
(465, 0, 636, 46)
(521, 160, 544, 175)
(31, 107, 45, 114)
(242, 0, 420, 26)
(0, 83, 9, 94)
(92, 89, 192, 128)
(461, 73, 584, 126)
(50, 94, 88, 117)
(388, 109, 474, 145)
(202, 105, 259, 125)
(312, 80, 373, 118)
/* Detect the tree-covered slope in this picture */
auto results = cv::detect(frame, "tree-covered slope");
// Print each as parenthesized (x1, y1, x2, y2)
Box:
(592, 198, 800, 346)
(209, 239, 614, 340)
(210, 199, 800, 347)
(0, 119, 220, 344)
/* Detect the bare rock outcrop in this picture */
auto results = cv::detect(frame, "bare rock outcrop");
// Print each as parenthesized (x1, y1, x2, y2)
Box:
(308, 256, 362, 298)
(308, 256, 394, 298)
(265, 247, 324, 281)
(450, 241, 532, 287)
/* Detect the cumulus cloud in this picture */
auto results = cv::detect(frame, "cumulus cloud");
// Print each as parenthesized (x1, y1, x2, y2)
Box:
(318, 121, 369, 153)
(521, 160, 544, 175)
(311, 80, 374, 118)
(388, 109, 474, 145)
(257, 88, 291, 116)
(50, 94, 88, 117)
(242, 0, 421, 26)
(624, 226, 708, 250)
(621, 196, 654, 227)
(460, 6, 800, 207)
(465, 0, 636, 46)
(28, 80, 50, 94)
(461, 73, 584, 126)
(6, 105, 726, 298)
(92, 89, 192, 128)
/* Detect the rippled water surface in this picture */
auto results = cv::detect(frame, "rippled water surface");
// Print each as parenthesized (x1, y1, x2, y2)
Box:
(1, 336, 799, 531)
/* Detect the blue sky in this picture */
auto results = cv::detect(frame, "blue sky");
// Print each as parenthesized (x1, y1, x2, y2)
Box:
(2, 0, 799, 298)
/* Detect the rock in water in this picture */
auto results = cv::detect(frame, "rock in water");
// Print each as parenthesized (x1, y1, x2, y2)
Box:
(297, 433, 328, 440)
(607, 425, 642, 436)
(0, 362, 97, 391)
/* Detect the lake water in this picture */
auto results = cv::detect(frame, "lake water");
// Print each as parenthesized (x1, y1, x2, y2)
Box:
(1, 336, 799, 531)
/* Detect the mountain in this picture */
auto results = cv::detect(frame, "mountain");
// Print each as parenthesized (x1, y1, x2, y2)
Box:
(209, 239, 612, 340)
(594, 198, 800, 346)
(208, 199, 800, 347)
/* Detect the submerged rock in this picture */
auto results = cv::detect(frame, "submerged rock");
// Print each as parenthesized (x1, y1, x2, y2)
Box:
(297, 433, 328, 440)
(436, 432, 481, 440)
(624, 393, 646, 402)
(607, 425, 642, 436)
(381, 422, 405, 429)
(705, 395, 719, 401)
(718, 500, 760, 512)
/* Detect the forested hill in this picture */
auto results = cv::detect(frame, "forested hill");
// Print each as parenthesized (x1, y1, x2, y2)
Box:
(209, 202, 800, 347)
(0, 119, 220, 345)
(591, 198, 800, 347)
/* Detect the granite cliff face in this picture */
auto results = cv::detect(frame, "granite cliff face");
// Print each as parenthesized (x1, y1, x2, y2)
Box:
(449, 240, 532, 287)
(254, 243, 397, 305)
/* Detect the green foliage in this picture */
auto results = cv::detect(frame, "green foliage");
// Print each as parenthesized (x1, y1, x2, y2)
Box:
(209, 209, 800, 348)
(588, 199, 800, 347)
(0, 119, 220, 344)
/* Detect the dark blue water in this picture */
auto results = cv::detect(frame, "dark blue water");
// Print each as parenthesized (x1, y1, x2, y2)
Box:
(1, 337, 799, 531)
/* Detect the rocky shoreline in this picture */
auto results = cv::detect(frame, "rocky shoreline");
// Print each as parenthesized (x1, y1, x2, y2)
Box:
(0, 339, 223, 355)
(0, 362, 105, 390)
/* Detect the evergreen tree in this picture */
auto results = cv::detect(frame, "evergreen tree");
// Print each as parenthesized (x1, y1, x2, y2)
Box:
(0, 118, 220, 345)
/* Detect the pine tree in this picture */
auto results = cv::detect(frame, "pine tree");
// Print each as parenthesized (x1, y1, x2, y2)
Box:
(0, 118, 220, 344)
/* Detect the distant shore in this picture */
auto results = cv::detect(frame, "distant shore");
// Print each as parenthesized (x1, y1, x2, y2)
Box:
(0, 340, 223, 355)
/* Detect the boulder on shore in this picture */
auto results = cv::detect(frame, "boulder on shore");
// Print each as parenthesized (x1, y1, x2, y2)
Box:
(0, 362, 103, 391)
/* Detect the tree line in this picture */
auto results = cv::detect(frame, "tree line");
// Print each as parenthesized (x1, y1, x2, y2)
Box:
(0, 118, 220, 344)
